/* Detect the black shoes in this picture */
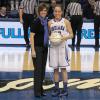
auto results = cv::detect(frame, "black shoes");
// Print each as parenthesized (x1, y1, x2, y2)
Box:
(59, 89, 68, 97)
(52, 89, 60, 97)
(41, 93, 47, 96)
(34, 92, 47, 98)
(34, 94, 42, 98)
(52, 89, 68, 97)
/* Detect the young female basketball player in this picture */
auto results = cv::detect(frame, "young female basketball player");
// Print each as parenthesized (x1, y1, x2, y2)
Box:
(48, 5, 73, 97)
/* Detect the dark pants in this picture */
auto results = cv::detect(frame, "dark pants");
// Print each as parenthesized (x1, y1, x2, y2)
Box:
(32, 46, 48, 96)
(94, 15, 100, 47)
(23, 13, 34, 45)
(70, 15, 83, 47)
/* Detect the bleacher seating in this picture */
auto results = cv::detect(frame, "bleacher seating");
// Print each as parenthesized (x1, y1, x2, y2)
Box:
(0, 0, 95, 20)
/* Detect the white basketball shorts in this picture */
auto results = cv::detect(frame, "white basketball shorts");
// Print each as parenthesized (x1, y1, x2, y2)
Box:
(49, 42, 69, 69)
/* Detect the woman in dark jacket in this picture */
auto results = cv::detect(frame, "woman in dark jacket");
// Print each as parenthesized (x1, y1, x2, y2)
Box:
(30, 3, 48, 98)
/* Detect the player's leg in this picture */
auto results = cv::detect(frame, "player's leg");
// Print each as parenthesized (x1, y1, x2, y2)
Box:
(49, 45, 60, 96)
(59, 68, 68, 96)
(58, 43, 68, 96)
(52, 68, 60, 97)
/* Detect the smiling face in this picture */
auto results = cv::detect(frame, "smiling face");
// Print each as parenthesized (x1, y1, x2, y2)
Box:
(38, 3, 48, 18)
(39, 8, 47, 18)
(54, 6, 62, 20)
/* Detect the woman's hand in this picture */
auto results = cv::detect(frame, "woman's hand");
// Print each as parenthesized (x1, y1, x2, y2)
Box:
(61, 34, 68, 42)
(20, 18, 23, 24)
(32, 50, 36, 58)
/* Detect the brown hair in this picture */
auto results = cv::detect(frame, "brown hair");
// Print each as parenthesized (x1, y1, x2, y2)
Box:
(54, 4, 63, 11)
(38, 3, 48, 14)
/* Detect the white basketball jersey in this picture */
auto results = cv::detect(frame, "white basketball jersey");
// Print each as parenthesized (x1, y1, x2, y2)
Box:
(49, 18, 70, 68)
(50, 18, 68, 35)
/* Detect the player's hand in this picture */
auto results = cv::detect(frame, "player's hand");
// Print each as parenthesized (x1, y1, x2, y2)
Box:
(61, 37, 65, 42)
(61, 34, 67, 42)
(32, 50, 36, 58)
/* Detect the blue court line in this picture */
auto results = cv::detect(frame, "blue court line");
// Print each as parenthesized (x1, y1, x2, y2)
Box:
(0, 71, 100, 80)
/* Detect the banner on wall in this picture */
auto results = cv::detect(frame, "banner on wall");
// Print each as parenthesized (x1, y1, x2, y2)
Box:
(0, 22, 27, 44)
(0, 21, 96, 45)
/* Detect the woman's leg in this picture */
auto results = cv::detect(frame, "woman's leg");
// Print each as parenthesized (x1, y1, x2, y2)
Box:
(61, 68, 68, 82)
(41, 47, 48, 94)
(42, 47, 48, 82)
(54, 68, 59, 83)
(33, 47, 43, 96)
(52, 68, 60, 96)
(60, 68, 68, 96)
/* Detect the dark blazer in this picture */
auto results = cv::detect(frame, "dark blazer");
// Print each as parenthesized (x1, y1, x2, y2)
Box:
(31, 17, 46, 47)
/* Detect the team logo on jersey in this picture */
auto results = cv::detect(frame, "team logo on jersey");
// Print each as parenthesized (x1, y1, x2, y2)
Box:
(51, 26, 65, 32)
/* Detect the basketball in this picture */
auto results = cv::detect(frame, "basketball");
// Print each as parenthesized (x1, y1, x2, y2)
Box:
(49, 32, 62, 45)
